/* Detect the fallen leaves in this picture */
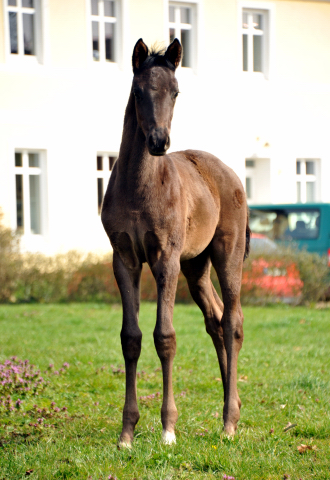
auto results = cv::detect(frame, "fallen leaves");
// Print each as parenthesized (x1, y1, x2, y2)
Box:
(297, 444, 317, 454)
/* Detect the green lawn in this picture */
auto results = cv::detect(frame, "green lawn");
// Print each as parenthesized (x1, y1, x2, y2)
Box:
(0, 303, 329, 479)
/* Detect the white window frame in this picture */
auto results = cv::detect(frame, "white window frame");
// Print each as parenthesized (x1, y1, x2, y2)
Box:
(13, 149, 47, 236)
(169, 2, 197, 70)
(96, 153, 117, 215)
(239, 3, 273, 79)
(89, 0, 121, 64)
(4, 0, 43, 64)
(296, 159, 320, 204)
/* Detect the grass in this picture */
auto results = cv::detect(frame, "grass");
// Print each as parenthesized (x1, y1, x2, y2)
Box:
(0, 302, 329, 480)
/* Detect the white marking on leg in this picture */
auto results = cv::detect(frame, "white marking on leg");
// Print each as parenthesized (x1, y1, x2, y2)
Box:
(162, 430, 176, 444)
(117, 440, 132, 449)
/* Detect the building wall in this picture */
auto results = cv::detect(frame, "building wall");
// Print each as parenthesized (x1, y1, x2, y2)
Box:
(276, 1, 330, 83)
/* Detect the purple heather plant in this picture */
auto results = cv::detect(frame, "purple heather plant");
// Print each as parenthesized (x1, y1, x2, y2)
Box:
(139, 392, 161, 402)
(0, 357, 47, 396)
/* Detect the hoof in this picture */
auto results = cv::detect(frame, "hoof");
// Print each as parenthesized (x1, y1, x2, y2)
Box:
(162, 430, 176, 445)
(118, 434, 132, 449)
(223, 424, 236, 437)
(117, 439, 132, 449)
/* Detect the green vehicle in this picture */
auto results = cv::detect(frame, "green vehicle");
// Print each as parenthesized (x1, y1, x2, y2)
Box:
(249, 203, 330, 266)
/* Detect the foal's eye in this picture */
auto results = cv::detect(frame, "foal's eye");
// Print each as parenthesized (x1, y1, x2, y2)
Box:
(172, 91, 179, 100)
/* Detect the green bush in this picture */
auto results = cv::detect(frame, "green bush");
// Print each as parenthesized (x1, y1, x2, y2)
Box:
(0, 212, 22, 303)
(0, 213, 328, 305)
(15, 251, 84, 303)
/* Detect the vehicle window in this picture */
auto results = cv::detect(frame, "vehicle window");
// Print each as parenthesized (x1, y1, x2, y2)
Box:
(250, 209, 320, 240)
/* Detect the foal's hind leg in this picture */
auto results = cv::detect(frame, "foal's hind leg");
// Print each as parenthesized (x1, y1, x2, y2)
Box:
(211, 235, 245, 436)
(113, 251, 142, 447)
(181, 251, 228, 401)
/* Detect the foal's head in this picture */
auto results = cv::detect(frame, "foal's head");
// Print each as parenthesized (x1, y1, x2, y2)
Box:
(132, 38, 182, 156)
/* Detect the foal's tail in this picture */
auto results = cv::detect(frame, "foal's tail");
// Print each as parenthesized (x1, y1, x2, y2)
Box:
(244, 210, 251, 261)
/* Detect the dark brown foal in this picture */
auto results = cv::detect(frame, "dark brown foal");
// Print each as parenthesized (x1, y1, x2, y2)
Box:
(101, 38, 250, 447)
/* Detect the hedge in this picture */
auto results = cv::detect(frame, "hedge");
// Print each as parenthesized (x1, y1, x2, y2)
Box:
(0, 213, 328, 305)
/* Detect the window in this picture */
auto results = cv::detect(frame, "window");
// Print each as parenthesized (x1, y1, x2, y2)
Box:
(91, 0, 118, 62)
(14, 151, 45, 235)
(96, 154, 117, 214)
(296, 159, 319, 203)
(245, 158, 271, 204)
(169, 3, 195, 68)
(250, 208, 320, 241)
(6, 0, 41, 59)
(242, 9, 267, 74)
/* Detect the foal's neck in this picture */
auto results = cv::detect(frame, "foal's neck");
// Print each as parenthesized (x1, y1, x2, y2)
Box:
(117, 88, 158, 189)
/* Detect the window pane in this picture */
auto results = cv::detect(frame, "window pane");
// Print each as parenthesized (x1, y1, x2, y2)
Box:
(242, 34, 248, 71)
(297, 182, 301, 203)
(181, 29, 191, 67)
(23, 13, 35, 55)
(169, 6, 175, 22)
(306, 182, 315, 202)
(250, 208, 320, 240)
(105, 22, 115, 61)
(92, 21, 99, 61)
(290, 211, 319, 239)
(245, 177, 252, 199)
(109, 156, 116, 170)
(16, 175, 24, 232)
(15, 152, 22, 167)
(180, 7, 191, 24)
(97, 156, 102, 170)
(104, 0, 115, 17)
(8, 0, 17, 5)
(29, 175, 41, 234)
(28, 153, 39, 167)
(252, 14, 263, 30)
(245, 159, 255, 168)
(306, 161, 315, 175)
(97, 178, 103, 214)
(169, 28, 175, 44)
(253, 35, 262, 72)
(22, 0, 34, 7)
(296, 160, 301, 175)
(91, 0, 98, 15)
(9, 12, 18, 54)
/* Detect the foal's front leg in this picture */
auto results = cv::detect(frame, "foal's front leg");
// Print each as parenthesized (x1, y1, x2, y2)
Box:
(113, 251, 142, 447)
(152, 256, 180, 444)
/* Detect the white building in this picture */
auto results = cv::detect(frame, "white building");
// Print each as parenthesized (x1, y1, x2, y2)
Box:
(0, 0, 330, 254)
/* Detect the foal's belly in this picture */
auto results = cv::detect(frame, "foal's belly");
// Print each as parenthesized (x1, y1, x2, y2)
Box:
(180, 208, 219, 261)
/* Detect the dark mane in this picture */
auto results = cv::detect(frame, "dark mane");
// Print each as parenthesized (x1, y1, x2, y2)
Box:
(140, 46, 176, 71)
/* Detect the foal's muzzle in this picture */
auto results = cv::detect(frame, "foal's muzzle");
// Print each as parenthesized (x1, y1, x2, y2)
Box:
(147, 128, 170, 156)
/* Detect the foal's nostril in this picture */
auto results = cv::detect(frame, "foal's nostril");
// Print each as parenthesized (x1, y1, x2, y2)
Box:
(148, 134, 156, 150)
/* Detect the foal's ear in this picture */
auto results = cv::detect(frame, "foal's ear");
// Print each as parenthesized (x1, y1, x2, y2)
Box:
(132, 38, 149, 73)
(165, 38, 182, 69)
